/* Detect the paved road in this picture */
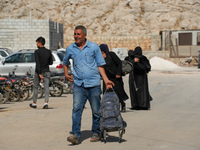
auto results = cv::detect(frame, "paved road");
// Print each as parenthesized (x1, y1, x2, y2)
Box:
(0, 69, 200, 150)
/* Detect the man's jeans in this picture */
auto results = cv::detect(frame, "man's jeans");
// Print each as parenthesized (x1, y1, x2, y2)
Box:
(72, 83, 101, 139)
(33, 72, 50, 103)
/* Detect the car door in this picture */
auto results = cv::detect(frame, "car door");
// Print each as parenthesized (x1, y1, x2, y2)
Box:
(0, 53, 25, 76)
(22, 53, 35, 76)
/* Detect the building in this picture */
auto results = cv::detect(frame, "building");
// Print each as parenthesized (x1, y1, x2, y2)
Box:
(161, 30, 200, 58)
(0, 16, 63, 52)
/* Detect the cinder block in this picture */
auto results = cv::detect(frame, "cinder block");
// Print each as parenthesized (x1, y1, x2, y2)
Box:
(0, 22, 6, 25)
(20, 26, 26, 29)
(20, 19, 27, 23)
(23, 23, 30, 26)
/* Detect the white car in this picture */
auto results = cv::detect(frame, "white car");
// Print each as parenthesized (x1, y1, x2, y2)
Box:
(57, 48, 66, 54)
(57, 48, 73, 72)
(0, 48, 14, 62)
(0, 48, 13, 57)
(0, 49, 67, 76)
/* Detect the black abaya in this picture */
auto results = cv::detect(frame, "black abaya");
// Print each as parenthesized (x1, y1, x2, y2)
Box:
(102, 52, 128, 103)
(127, 48, 152, 109)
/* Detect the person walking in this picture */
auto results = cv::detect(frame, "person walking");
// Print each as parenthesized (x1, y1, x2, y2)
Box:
(125, 46, 152, 110)
(29, 37, 53, 109)
(100, 44, 128, 112)
(63, 25, 113, 145)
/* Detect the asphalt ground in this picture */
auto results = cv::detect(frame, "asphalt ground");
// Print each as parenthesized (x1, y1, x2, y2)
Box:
(0, 68, 200, 150)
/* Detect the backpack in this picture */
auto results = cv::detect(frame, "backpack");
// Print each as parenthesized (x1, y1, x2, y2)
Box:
(121, 60, 133, 76)
(100, 89, 127, 143)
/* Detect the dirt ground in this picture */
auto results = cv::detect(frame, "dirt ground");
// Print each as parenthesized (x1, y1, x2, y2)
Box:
(0, 68, 200, 150)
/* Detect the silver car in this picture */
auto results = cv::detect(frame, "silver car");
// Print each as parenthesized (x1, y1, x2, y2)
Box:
(0, 48, 13, 57)
(0, 49, 65, 76)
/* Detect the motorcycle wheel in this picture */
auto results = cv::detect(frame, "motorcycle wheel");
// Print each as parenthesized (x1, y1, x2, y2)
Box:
(19, 88, 29, 101)
(37, 86, 44, 98)
(63, 81, 73, 94)
(9, 88, 21, 102)
(27, 85, 43, 100)
(27, 85, 34, 100)
(0, 90, 9, 104)
(50, 84, 63, 97)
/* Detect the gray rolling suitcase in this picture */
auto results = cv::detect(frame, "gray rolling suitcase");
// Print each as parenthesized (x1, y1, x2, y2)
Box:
(100, 89, 127, 143)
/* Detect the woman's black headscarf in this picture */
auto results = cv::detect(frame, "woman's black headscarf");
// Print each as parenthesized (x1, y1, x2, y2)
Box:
(134, 46, 142, 57)
(99, 44, 109, 55)
(128, 49, 134, 56)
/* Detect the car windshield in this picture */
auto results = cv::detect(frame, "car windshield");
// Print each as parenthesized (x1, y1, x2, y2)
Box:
(0, 51, 7, 57)
(6, 49, 14, 55)
(57, 53, 64, 61)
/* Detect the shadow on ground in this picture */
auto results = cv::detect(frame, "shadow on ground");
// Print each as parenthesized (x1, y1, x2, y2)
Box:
(0, 107, 8, 112)
(68, 130, 127, 145)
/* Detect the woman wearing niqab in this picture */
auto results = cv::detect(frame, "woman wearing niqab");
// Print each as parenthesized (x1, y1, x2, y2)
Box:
(100, 44, 129, 112)
(125, 46, 152, 110)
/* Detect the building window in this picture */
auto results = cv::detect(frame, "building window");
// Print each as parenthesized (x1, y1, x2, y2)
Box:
(178, 33, 192, 45)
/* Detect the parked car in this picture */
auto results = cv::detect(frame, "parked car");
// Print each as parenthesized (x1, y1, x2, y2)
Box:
(0, 48, 13, 57)
(0, 48, 14, 62)
(0, 49, 67, 76)
(57, 48, 66, 54)
(57, 48, 73, 72)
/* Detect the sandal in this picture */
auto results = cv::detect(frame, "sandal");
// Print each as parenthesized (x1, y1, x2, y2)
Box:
(67, 134, 79, 145)
(90, 134, 100, 142)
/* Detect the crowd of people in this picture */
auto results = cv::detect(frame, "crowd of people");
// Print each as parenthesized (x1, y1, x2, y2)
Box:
(29, 25, 152, 145)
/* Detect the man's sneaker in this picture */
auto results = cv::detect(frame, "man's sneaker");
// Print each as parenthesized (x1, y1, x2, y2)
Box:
(90, 134, 100, 142)
(29, 103, 37, 109)
(43, 104, 48, 109)
(67, 135, 79, 145)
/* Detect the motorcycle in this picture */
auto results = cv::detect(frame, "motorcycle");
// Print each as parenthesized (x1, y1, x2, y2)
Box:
(5, 79, 21, 102)
(5, 68, 28, 102)
(24, 68, 44, 100)
(14, 78, 30, 101)
(40, 76, 63, 97)
(0, 78, 9, 104)
(62, 77, 73, 94)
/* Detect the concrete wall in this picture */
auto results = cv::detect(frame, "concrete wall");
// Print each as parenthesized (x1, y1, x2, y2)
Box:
(0, 18, 63, 52)
(0, 18, 49, 52)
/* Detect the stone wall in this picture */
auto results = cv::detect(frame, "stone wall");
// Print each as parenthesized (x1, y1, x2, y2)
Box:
(64, 35, 160, 51)
(0, 17, 159, 52)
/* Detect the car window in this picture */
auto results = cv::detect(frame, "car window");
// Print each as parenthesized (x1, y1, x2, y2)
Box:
(24, 53, 35, 62)
(5, 53, 23, 63)
(0, 51, 7, 57)
(52, 54, 55, 61)
(57, 53, 64, 61)
(7, 49, 13, 55)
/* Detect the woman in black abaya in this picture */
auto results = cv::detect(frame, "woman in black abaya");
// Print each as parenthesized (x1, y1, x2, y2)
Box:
(125, 46, 152, 110)
(100, 44, 129, 112)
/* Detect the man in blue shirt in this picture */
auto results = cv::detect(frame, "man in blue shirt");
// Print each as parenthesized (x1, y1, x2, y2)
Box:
(63, 25, 113, 144)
